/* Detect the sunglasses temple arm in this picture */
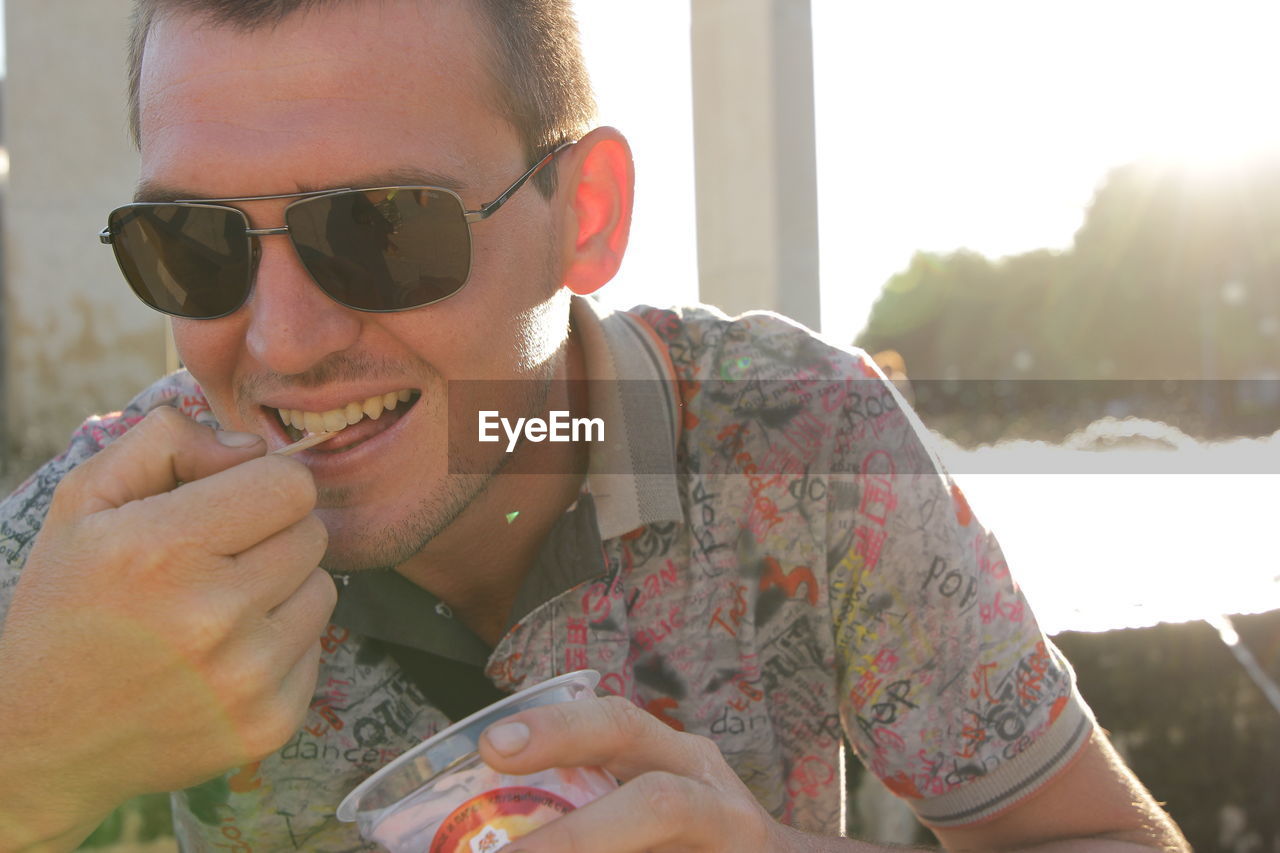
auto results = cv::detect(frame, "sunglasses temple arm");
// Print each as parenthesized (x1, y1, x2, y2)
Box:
(464, 141, 574, 223)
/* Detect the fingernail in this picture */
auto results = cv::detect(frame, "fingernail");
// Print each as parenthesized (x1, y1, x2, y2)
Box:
(486, 721, 530, 755)
(216, 430, 262, 447)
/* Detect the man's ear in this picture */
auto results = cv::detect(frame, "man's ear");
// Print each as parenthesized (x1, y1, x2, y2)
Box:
(556, 126, 635, 296)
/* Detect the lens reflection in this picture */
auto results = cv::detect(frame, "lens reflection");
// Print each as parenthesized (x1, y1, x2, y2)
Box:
(109, 204, 251, 318)
(288, 188, 471, 311)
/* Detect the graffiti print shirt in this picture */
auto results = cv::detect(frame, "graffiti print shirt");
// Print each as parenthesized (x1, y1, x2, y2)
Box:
(0, 297, 1094, 850)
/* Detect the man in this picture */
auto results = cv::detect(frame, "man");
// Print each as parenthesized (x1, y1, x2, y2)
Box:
(0, 1, 1187, 850)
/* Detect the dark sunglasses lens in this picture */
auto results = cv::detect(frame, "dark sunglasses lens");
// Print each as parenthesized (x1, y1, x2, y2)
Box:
(108, 205, 251, 319)
(286, 188, 471, 311)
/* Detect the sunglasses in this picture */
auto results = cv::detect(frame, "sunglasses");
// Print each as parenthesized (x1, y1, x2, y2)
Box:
(99, 144, 569, 319)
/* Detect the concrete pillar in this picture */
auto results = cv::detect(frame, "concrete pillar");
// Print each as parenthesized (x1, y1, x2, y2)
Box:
(690, 0, 821, 330)
(3, 1, 163, 464)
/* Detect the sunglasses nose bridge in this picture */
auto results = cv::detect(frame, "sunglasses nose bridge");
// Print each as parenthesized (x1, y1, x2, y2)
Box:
(241, 227, 365, 375)
(244, 225, 290, 238)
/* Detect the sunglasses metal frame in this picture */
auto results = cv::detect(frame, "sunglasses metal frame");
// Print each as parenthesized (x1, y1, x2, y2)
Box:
(99, 142, 572, 317)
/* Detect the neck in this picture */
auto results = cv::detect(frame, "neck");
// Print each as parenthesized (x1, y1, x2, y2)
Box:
(394, 321, 590, 648)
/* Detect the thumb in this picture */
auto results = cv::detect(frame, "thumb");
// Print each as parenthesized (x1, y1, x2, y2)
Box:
(52, 406, 268, 518)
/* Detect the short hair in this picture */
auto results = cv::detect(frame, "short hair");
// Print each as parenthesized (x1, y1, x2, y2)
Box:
(126, 0, 596, 194)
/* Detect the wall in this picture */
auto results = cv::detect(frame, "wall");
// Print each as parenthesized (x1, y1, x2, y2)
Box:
(2, 0, 164, 471)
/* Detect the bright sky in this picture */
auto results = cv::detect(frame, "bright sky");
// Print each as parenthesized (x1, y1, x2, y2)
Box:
(938, 441, 1280, 635)
(578, 0, 1280, 345)
(573, 1, 699, 316)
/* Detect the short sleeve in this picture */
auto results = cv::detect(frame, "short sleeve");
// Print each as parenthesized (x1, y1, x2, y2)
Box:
(825, 369, 1095, 827)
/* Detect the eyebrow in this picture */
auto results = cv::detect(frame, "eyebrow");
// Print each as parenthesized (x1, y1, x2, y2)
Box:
(133, 168, 468, 203)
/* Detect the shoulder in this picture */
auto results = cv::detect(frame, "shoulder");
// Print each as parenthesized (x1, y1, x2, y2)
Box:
(63, 371, 215, 460)
(626, 303, 880, 382)
(0, 371, 211, 597)
(35, 370, 212, 476)
(626, 304, 922, 486)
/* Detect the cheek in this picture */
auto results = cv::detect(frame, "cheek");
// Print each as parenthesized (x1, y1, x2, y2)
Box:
(470, 230, 568, 371)
(171, 318, 243, 412)
(441, 286, 568, 378)
(510, 291, 571, 369)
(391, 254, 567, 379)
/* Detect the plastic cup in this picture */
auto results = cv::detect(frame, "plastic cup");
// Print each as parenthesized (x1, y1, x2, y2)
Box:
(336, 670, 616, 852)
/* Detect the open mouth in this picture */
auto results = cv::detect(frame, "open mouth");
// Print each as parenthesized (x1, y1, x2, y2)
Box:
(272, 389, 422, 444)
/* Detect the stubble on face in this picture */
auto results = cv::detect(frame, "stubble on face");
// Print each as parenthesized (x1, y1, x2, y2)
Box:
(307, 265, 570, 575)
(315, 361, 556, 574)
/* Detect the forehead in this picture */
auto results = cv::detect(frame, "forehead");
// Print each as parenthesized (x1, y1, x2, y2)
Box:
(137, 0, 518, 196)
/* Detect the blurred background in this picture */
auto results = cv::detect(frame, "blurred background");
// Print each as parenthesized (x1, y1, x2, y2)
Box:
(2, 1, 1277, 850)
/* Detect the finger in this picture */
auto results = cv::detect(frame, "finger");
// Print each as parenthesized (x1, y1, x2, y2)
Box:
(241, 639, 326, 760)
(480, 694, 727, 785)
(107, 453, 318, 559)
(506, 771, 763, 853)
(53, 406, 267, 518)
(199, 572, 333, 762)
(280, 637, 325, 715)
(253, 567, 338, 663)
(229, 513, 329, 605)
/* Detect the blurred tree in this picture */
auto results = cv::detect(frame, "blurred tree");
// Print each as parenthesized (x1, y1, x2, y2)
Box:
(855, 153, 1280, 440)
(858, 153, 1280, 381)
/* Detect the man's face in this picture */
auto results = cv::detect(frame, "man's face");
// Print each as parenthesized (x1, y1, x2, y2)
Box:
(138, 0, 570, 571)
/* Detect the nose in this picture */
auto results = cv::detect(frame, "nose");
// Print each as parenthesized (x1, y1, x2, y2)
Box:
(243, 234, 363, 376)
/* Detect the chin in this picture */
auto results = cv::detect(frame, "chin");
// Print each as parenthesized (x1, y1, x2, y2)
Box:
(315, 508, 434, 574)
(314, 470, 496, 573)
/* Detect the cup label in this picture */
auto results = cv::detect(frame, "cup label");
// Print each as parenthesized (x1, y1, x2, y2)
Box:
(429, 786, 575, 853)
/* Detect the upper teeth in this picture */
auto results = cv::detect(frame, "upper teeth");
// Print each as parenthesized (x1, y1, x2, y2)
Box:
(276, 389, 413, 434)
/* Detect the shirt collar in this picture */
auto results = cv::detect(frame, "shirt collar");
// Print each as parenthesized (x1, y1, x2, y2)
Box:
(331, 296, 683, 662)
(572, 295, 684, 538)
(331, 492, 608, 666)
